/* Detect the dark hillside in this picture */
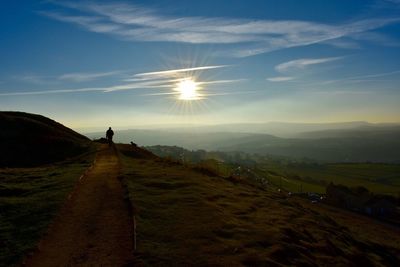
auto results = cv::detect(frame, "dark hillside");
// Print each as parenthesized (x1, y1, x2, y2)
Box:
(0, 111, 91, 167)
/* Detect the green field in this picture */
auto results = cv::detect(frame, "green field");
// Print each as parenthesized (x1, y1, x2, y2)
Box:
(0, 153, 95, 267)
(257, 162, 400, 195)
(172, 158, 400, 196)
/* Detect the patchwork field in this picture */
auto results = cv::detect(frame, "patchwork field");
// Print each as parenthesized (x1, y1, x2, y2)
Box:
(256, 162, 400, 195)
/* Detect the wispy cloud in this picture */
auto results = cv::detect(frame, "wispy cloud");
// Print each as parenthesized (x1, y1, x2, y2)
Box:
(59, 70, 123, 82)
(266, 57, 341, 82)
(344, 69, 400, 79)
(0, 82, 172, 96)
(0, 87, 104, 96)
(40, 2, 400, 57)
(12, 70, 125, 85)
(197, 79, 246, 85)
(322, 69, 400, 85)
(321, 38, 361, 49)
(0, 65, 243, 96)
(266, 76, 294, 82)
(14, 74, 56, 85)
(276, 57, 342, 73)
(134, 65, 228, 77)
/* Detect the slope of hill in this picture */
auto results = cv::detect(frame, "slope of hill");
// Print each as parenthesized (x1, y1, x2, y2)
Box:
(0, 112, 92, 167)
(144, 145, 400, 196)
(118, 144, 400, 266)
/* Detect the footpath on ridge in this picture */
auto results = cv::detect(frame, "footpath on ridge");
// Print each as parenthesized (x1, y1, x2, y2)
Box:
(24, 145, 135, 267)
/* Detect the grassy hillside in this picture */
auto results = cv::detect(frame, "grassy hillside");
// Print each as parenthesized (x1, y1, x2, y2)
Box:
(144, 145, 400, 196)
(0, 111, 92, 167)
(0, 111, 97, 266)
(118, 144, 400, 266)
(0, 153, 95, 267)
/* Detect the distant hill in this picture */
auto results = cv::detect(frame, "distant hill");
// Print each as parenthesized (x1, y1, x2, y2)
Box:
(297, 125, 400, 139)
(0, 111, 91, 167)
(219, 134, 400, 163)
(86, 125, 400, 163)
(86, 129, 262, 150)
(166, 121, 373, 137)
(215, 125, 400, 162)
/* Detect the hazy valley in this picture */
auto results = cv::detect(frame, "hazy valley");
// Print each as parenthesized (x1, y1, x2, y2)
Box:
(86, 122, 400, 163)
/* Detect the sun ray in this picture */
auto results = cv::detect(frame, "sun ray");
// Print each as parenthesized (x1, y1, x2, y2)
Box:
(174, 77, 201, 101)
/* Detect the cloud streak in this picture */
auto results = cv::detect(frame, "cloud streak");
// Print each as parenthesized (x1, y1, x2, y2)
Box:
(0, 87, 104, 96)
(321, 69, 400, 85)
(134, 65, 228, 77)
(267, 57, 341, 82)
(276, 57, 342, 73)
(13, 74, 57, 85)
(59, 70, 123, 82)
(0, 82, 173, 96)
(266, 76, 294, 82)
(0, 65, 243, 97)
(12, 70, 125, 85)
(40, 2, 400, 57)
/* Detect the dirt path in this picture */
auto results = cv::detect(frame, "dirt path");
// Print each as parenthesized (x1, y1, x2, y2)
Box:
(24, 145, 134, 267)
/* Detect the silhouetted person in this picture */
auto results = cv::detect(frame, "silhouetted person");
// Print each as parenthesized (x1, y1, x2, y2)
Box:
(106, 127, 114, 146)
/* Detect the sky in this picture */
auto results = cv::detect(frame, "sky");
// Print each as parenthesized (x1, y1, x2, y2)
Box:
(1, 0, 400, 131)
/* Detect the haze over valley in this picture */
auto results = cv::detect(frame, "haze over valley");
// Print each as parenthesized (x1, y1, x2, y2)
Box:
(86, 122, 400, 162)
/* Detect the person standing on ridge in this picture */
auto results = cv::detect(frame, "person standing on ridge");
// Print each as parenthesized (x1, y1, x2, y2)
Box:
(106, 127, 114, 146)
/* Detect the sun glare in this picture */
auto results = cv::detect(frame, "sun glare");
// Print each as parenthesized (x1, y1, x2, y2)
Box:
(175, 78, 200, 100)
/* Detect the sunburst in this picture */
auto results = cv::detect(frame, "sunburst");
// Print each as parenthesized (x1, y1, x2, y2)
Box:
(175, 78, 201, 100)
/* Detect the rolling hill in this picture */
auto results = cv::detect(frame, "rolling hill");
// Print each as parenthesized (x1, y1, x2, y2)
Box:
(86, 125, 400, 163)
(297, 124, 400, 139)
(218, 133, 400, 163)
(164, 121, 373, 137)
(0, 111, 92, 167)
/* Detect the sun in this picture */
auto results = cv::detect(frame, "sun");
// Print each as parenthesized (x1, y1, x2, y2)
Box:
(175, 78, 200, 100)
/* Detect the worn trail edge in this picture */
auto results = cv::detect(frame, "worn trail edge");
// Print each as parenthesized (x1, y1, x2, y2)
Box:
(25, 145, 134, 267)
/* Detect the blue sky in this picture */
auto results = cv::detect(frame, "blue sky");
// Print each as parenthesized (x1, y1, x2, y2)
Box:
(1, 0, 400, 131)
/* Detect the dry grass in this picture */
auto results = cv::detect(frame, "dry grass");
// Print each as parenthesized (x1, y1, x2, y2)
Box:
(118, 145, 400, 266)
